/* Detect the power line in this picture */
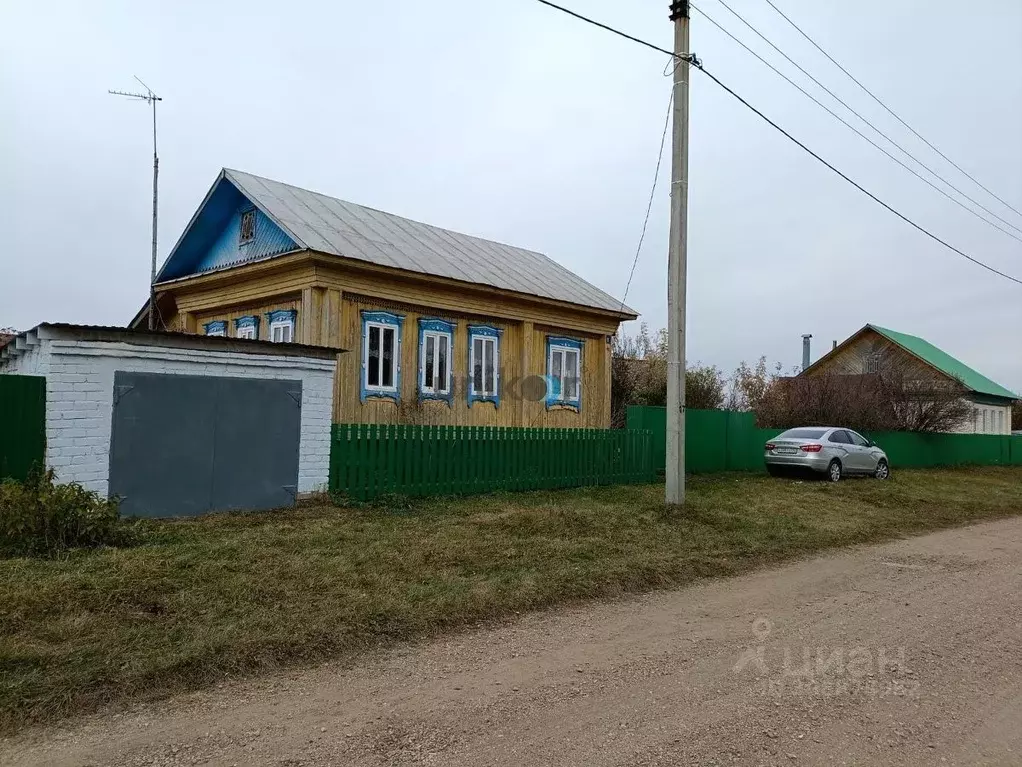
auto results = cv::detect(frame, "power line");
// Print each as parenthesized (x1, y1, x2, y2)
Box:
(532, 0, 678, 59)
(692, 64, 1022, 286)
(621, 90, 674, 311)
(762, 0, 1022, 220)
(690, 0, 1022, 243)
(526, 0, 1022, 286)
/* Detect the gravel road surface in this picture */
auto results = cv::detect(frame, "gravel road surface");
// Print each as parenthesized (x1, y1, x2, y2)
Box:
(4, 516, 1021, 766)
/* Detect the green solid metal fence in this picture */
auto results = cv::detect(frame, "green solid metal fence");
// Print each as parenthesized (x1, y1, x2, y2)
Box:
(329, 424, 657, 501)
(627, 405, 1022, 473)
(0, 374, 46, 482)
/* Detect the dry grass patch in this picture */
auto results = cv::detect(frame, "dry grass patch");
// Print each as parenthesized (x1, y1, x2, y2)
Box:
(2, 466, 1020, 731)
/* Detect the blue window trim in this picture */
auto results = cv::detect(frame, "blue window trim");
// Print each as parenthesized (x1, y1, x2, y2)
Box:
(203, 320, 226, 337)
(234, 315, 260, 338)
(361, 310, 404, 403)
(266, 309, 297, 326)
(418, 318, 456, 406)
(265, 309, 297, 343)
(467, 325, 502, 408)
(545, 336, 583, 412)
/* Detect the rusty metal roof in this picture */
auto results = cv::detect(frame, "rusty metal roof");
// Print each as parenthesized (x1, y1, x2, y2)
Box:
(221, 169, 636, 317)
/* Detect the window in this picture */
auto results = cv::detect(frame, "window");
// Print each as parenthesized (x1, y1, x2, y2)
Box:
(266, 309, 296, 343)
(468, 325, 501, 407)
(864, 354, 880, 374)
(203, 320, 226, 337)
(829, 430, 852, 444)
(545, 336, 582, 409)
(361, 311, 404, 402)
(848, 431, 870, 447)
(998, 411, 1004, 434)
(234, 315, 259, 340)
(778, 428, 826, 439)
(982, 409, 988, 433)
(240, 209, 256, 245)
(419, 319, 455, 402)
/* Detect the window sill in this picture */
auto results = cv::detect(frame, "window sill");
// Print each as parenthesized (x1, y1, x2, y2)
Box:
(362, 388, 400, 404)
(468, 395, 500, 409)
(419, 391, 453, 406)
(546, 400, 581, 413)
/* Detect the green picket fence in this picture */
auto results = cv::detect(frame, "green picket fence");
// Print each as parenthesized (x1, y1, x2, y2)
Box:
(0, 374, 46, 482)
(329, 424, 657, 501)
(627, 405, 1022, 473)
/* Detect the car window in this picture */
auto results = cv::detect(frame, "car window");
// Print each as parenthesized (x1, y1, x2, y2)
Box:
(829, 430, 851, 444)
(778, 428, 827, 439)
(848, 431, 870, 447)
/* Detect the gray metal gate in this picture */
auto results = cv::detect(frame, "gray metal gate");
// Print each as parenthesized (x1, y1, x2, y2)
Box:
(109, 371, 302, 517)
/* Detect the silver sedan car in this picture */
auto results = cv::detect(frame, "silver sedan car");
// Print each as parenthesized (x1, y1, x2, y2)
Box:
(764, 427, 889, 481)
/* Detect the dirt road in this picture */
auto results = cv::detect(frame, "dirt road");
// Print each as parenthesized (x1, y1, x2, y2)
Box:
(4, 516, 1022, 767)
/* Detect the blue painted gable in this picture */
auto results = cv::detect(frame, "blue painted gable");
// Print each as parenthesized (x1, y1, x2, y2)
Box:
(157, 177, 299, 281)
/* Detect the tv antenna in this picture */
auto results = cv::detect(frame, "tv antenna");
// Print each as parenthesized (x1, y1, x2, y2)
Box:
(109, 76, 163, 330)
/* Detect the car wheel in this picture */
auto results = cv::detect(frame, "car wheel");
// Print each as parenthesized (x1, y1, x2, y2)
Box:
(767, 465, 783, 477)
(827, 459, 842, 482)
(874, 460, 890, 480)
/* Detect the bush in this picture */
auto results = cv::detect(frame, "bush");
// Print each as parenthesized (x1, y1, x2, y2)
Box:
(0, 468, 126, 558)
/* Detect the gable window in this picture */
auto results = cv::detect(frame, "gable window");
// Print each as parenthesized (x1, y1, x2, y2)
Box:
(234, 315, 259, 340)
(468, 325, 501, 407)
(266, 309, 296, 343)
(203, 320, 226, 337)
(240, 209, 256, 245)
(546, 336, 583, 410)
(864, 354, 880, 374)
(419, 319, 455, 403)
(361, 311, 404, 402)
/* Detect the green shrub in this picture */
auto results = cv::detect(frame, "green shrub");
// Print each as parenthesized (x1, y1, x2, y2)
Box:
(0, 468, 126, 558)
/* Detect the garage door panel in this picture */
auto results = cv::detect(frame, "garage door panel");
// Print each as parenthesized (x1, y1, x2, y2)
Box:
(210, 378, 302, 512)
(109, 371, 218, 518)
(109, 371, 302, 518)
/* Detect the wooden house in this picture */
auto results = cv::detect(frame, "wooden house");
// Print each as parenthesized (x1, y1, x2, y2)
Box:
(136, 169, 638, 428)
(800, 324, 1018, 434)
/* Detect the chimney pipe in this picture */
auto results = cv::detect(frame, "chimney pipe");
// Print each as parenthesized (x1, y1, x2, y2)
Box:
(802, 334, 812, 371)
(832, 340, 838, 351)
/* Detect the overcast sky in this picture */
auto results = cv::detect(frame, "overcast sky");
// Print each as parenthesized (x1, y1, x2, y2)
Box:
(3, 0, 1020, 391)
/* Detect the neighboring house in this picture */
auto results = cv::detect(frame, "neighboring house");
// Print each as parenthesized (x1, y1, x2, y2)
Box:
(134, 169, 637, 428)
(800, 324, 1018, 435)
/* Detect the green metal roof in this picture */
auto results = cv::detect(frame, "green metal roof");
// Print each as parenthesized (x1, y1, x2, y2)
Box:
(869, 324, 1018, 401)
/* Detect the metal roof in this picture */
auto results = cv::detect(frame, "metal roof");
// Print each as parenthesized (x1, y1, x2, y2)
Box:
(221, 169, 636, 317)
(0, 323, 344, 363)
(802, 323, 1018, 401)
(868, 325, 1018, 401)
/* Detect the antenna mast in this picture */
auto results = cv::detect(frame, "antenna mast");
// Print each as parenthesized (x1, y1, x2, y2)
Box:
(109, 77, 162, 330)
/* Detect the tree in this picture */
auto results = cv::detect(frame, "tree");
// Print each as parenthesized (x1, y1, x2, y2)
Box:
(1012, 400, 1021, 432)
(611, 325, 729, 425)
(755, 348, 974, 433)
(685, 365, 727, 410)
(725, 356, 777, 412)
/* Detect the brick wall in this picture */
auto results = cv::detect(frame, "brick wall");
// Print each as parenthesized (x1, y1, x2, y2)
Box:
(32, 339, 334, 495)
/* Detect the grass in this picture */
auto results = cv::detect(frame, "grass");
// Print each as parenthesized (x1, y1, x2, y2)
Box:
(2, 466, 1021, 732)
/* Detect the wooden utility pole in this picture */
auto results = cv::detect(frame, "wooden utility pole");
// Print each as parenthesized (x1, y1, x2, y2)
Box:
(665, 1, 690, 506)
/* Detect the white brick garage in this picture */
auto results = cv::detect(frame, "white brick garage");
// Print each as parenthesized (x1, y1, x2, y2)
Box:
(0, 324, 339, 513)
